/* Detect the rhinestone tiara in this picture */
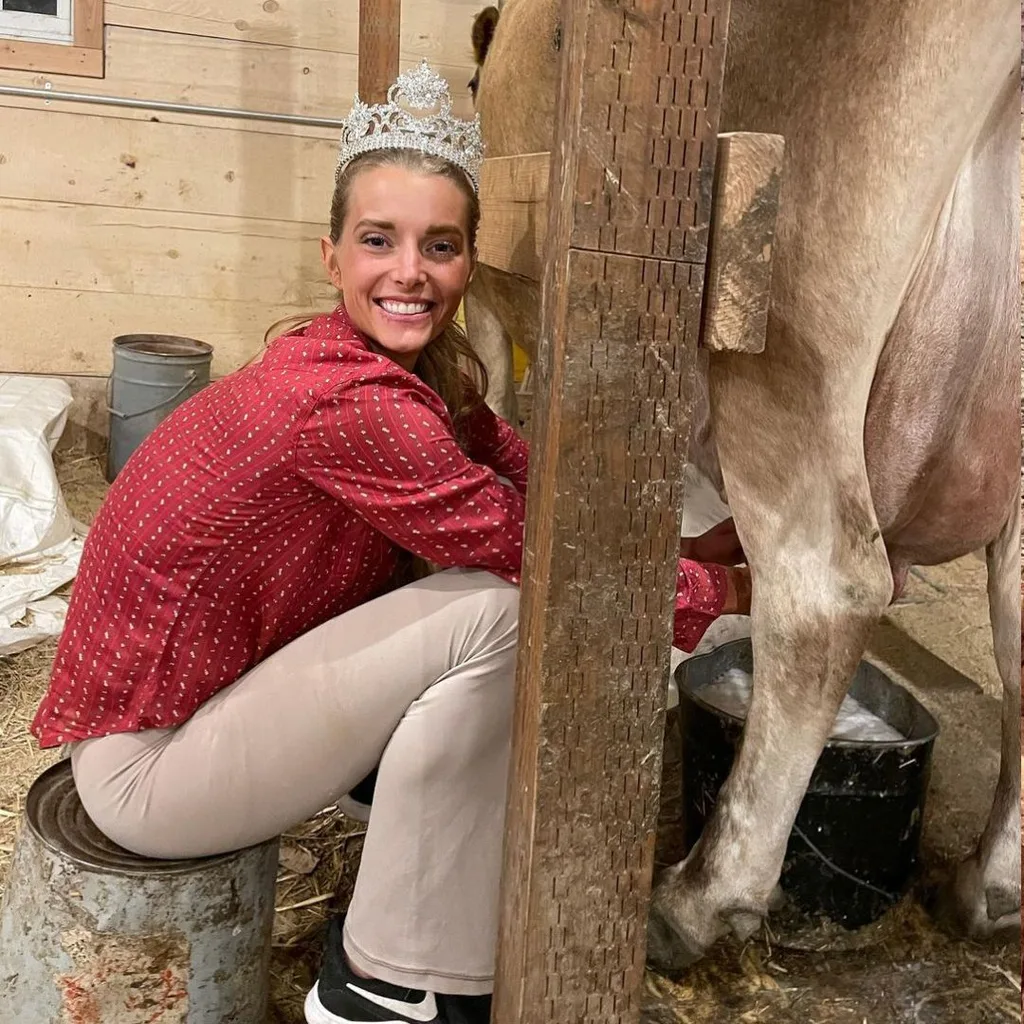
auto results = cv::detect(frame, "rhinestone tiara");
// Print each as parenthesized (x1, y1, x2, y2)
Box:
(336, 61, 485, 191)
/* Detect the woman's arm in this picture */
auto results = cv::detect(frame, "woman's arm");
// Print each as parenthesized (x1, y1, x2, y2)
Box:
(300, 380, 750, 643)
(295, 381, 526, 583)
(674, 560, 751, 652)
(680, 517, 745, 565)
(456, 399, 529, 496)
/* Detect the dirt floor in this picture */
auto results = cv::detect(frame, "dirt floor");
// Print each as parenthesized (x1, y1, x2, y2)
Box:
(0, 449, 1018, 1023)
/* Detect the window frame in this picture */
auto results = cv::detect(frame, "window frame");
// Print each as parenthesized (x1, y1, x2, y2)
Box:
(0, 0, 103, 77)
(0, 1, 73, 44)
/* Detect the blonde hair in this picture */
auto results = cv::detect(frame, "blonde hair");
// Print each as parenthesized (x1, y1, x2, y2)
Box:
(263, 149, 488, 426)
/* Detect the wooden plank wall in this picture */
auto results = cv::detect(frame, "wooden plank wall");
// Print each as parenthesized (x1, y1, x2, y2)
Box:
(0, 1, 481, 376)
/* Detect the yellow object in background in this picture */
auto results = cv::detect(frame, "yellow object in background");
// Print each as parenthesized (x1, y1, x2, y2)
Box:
(512, 344, 530, 384)
(455, 303, 532, 385)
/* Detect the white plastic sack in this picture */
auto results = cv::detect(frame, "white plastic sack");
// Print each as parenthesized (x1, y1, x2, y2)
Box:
(0, 375, 86, 655)
(0, 595, 72, 656)
(0, 375, 75, 563)
(679, 462, 733, 538)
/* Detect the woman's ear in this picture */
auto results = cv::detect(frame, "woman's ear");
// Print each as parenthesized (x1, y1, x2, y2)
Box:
(321, 236, 344, 291)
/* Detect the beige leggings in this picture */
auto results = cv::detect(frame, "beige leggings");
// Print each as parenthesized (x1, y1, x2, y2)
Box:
(70, 568, 519, 996)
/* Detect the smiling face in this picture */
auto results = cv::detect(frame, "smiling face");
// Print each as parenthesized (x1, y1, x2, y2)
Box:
(321, 164, 475, 371)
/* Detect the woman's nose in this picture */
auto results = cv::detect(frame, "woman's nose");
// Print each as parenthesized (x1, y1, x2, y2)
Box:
(391, 243, 426, 286)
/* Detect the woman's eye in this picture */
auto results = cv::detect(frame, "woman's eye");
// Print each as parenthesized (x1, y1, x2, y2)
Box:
(429, 240, 459, 256)
(362, 234, 389, 249)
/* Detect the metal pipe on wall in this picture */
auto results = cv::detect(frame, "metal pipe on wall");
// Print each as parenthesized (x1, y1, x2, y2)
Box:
(0, 83, 346, 128)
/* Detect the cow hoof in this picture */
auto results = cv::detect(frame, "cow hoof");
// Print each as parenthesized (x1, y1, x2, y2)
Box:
(725, 908, 763, 942)
(936, 857, 1021, 941)
(646, 873, 767, 971)
(646, 894, 711, 971)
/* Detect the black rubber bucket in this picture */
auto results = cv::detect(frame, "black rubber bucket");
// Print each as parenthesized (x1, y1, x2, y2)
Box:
(677, 638, 939, 931)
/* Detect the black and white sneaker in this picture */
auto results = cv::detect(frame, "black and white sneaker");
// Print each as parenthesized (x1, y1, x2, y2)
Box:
(304, 917, 492, 1024)
(337, 768, 378, 823)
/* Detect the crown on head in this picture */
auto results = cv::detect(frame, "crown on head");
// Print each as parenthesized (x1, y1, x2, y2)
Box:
(336, 61, 485, 191)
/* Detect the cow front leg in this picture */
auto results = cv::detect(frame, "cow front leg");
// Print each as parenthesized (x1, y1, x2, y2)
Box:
(648, 477, 894, 968)
(943, 489, 1021, 938)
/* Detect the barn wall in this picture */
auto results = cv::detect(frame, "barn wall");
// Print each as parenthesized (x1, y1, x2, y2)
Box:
(0, 1, 480, 378)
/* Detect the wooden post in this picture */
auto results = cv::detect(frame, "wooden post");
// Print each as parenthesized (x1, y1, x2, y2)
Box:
(358, 0, 401, 103)
(492, 0, 732, 1022)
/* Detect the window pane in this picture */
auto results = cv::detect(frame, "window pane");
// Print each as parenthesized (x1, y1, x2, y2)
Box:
(3, 1, 59, 14)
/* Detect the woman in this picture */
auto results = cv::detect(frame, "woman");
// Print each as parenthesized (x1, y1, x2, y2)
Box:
(31, 64, 750, 1024)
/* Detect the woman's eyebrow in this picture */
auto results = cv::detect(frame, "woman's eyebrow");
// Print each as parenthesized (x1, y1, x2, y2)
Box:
(353, 218, 464, 238)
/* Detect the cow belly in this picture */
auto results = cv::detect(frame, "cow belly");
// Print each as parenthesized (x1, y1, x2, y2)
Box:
(865, 74, 1019, 567)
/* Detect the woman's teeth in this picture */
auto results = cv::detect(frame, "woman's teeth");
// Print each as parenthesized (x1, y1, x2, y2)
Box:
(379, 300, 430, 315)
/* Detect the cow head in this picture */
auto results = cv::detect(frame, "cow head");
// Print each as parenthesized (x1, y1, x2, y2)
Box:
(469, 6, 501, 104)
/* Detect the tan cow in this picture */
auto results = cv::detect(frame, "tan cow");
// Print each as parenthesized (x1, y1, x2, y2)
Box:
(466, 0, 1021, 967)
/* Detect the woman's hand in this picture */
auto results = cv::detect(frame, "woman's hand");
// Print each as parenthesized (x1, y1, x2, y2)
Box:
(722, 565, 752, 615)
(681, 517, 745, 566)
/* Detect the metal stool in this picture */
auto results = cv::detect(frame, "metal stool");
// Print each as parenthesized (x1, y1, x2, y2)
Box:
(0, 760, 279, 1023)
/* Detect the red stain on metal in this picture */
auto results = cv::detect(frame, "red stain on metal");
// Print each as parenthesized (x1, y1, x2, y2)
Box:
(57, 927, 190, 1023)
(58, 974, 101, 1024)
(137, 967, 189, 1024)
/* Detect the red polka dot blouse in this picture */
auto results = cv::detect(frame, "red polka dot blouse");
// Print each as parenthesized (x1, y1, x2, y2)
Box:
(31, 307, 727, 748)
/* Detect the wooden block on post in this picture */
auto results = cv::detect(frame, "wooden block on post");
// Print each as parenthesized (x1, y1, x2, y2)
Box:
(477, 153, 551, 281)
(700, 131, 784, 354)
(358, 0, 401, 104)
(492, 1, 732, 1022)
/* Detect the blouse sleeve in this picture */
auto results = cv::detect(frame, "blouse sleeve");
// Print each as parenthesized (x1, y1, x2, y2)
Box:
(456, 400, 530, 496)
(674, 559, 729, 652)
(294, 381, 525, 584)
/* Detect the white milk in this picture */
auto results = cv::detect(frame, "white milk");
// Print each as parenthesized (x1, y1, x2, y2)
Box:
(698, 667, 905, 743)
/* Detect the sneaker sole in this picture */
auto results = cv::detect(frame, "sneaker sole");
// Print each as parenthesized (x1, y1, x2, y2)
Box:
(305, 985, 349, 1024)
(304, 983, 426, 1024)
(304, 985, 333, 1024)
(337, 793, 372, 823)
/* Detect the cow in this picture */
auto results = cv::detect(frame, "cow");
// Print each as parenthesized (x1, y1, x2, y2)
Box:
(464, 0, 1021, 967)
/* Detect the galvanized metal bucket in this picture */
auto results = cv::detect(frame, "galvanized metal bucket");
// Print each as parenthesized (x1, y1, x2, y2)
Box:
(106, 334, 213, 482)
(0, 760, 279, 1023)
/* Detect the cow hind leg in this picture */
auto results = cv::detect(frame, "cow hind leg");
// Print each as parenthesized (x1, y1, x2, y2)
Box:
(648, 426, 895, 966)
(941, 485, 1021, 938)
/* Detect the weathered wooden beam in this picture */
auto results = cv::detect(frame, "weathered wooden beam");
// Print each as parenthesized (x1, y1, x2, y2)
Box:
(699, 132, 784, 354)
(478, 131, 783, 310)
(477, 153, 551, 281)
(358, 0, 401, 104)
(492, 0, 732, 1021)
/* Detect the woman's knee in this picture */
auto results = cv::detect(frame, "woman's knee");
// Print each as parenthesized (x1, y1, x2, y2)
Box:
(425, 568, 520, 649)
(480, 573, 519, 633)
